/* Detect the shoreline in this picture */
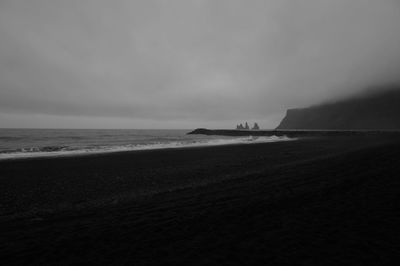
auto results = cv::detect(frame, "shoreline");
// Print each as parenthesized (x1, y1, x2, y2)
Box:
(1, 138, 314, 216)
(3, 128, 398, 161)
(0, 135, 295, 161)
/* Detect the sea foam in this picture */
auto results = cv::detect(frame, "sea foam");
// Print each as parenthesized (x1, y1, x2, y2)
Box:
(0, 135, 295, 160)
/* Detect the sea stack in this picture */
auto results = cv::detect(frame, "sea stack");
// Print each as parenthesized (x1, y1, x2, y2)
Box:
(252, 123, 260, 130)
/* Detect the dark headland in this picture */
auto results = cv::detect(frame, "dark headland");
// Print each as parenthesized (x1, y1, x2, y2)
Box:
(188, 128, 400, 137)
(2, 90, 400, 265)
(277, 86, 400, 130)
(189, 87, 400, 136)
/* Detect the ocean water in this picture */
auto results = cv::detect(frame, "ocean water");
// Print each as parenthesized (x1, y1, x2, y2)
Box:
(0, 129, 293, 160)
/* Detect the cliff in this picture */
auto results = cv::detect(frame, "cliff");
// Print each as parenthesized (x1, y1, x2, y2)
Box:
(277, 87, 400, 130)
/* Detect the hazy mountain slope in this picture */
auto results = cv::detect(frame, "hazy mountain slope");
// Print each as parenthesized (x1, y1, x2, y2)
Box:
(277, 87, 400, 130)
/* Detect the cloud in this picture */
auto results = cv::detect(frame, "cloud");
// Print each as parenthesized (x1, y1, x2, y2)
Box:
(1, 0, 400, 128)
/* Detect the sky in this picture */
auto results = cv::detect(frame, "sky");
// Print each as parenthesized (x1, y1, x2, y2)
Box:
(1, 0, 400, 129)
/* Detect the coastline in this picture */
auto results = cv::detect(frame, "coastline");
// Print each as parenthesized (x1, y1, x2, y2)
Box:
(0, 133, 293, 161)
(1, 135, 400, 264)
(188, 128, 400, 137)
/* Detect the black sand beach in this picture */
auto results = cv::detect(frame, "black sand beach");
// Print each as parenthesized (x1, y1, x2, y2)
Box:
(1, 135, 400, 265)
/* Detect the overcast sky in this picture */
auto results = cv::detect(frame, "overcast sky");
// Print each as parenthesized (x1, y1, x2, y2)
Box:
(1, 0, 400, 129)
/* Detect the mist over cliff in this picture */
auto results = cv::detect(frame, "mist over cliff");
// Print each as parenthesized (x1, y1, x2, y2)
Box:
(277, 86, 400, 130)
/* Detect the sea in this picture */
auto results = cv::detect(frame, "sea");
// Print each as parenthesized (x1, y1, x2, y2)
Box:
(0, 129, 293, 160)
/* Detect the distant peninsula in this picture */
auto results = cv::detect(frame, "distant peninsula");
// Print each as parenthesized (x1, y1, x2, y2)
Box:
(187, 128, 398, 138)
(189, 86, 400, 136)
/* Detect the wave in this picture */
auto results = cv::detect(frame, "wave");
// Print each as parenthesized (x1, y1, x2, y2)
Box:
(0, 136, 25, 141)
(0, 136, 295, 160)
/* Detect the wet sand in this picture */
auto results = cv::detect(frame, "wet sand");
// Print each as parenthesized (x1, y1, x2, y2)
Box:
(1, 136, 400, 265)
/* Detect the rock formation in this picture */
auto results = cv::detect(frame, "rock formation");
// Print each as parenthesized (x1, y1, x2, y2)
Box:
(252, 123, 260, 130)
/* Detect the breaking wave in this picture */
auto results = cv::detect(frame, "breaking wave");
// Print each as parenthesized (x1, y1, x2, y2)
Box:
(0, 136, 295, 160)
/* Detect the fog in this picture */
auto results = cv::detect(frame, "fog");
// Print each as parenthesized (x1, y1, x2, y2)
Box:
(1, 0, 400, 129)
